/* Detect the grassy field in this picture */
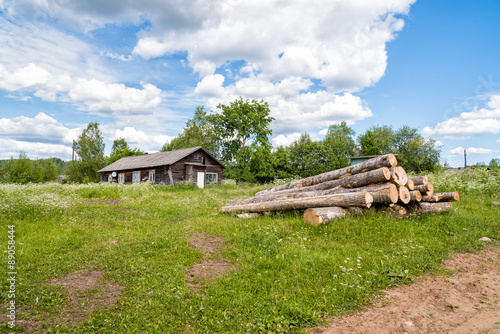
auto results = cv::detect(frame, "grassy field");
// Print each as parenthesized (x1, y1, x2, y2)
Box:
(1, 169, 499, 333)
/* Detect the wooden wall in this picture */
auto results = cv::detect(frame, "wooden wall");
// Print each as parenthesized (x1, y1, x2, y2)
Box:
(99, 149, 224, 185)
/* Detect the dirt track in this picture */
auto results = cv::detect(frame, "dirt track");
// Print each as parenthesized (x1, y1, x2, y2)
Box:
(313, 245, 500, 334)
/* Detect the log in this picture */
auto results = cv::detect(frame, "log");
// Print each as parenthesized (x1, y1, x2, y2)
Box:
(422, 192, 459, 202)
(409, 190, 422, 202)
(418, 202, 453, 214)
(226, 182, 398, 206)
(219, 192, 374, 213)
(414, 183, 434, 196)
(410, 176, 428, 186)
(255, 154, 397, 196)
(303, 207, 346, 226)
(398, 186, 411, 204)
(377, 204, 409, 218)
(406, 179, 415, 191)
(390, 166, 408, 186)
(235, 213, 262, 219)
(254, 167, 392, 198)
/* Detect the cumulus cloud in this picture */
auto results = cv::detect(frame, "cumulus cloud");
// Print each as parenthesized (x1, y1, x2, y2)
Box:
(0, 138, 73, 160)
(0, 112, 80, 144)
(112, 127, 174, 152)
(272, 133, 303, 148)
(449, 146, 495, 157)
(422, 94, 500, 138)
(199, 74, 372, 134)
(0, 64, 162, 115)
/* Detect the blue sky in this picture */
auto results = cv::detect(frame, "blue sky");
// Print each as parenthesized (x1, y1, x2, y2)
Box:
(0, 0, 499, 167)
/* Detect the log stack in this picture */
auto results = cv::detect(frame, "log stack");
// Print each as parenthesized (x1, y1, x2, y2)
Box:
(219, 154, 459, 226)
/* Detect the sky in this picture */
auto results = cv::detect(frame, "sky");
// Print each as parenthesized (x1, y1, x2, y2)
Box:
(0, 0, 499, 167)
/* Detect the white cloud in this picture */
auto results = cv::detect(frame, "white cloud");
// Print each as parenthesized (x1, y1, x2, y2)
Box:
(102, 51, 134, 62)
(0, 112, 80, 144)
(272, 133, 303, 147)
(422, 94, 500, 138)
(133, 38, 170, 60)
(0, 138, 73, 160)
(0, 64, 162, 115)
(112, 127, 174, 152)
(132, 0, 414, 92)
(194, 74, 226, 97)
(200, 75, 372, 134)
(69, 79, 161, 114)
(449, 146, 495, 157)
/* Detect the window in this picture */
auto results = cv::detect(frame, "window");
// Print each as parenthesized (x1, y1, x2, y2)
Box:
(149, 170, 155, 183)
(205, 173, 218, 184)
(108, 174, 113, 182)
(133, 171, 141, 183)
(118, 173, 125, 184)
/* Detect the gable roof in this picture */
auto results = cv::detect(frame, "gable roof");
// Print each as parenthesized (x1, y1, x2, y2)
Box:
(97, 146, 225, 173)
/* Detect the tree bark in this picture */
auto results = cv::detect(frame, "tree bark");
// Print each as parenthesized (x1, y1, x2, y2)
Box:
(255, 154, 397, 196)
(409, 190, 422, 202)
(418, 202, 453, 214)
(414, 183, 434, 196)
(219, 192, 374, 213)
(410, 176, 428, 186)
(226, 182, 398, 206)
(377, 204, 409, 218)
(255, 167, 392, 198)
(398, 186, 411, 204)
(303, 207, 346, 226)
(422, 192, 459, 202)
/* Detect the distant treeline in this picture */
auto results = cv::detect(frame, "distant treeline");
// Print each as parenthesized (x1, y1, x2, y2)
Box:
(0, 154, 66, 184)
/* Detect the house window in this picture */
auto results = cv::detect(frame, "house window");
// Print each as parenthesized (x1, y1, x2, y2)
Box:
(149, 170, 155, 183)
(108, 174, 113, 182)
(118, 173, 125, 184)
(133, 171, 141, 183)
(205, 173, 218, 184)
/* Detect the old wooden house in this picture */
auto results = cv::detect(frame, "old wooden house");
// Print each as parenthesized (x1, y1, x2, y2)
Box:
(97, 146, 225, 187)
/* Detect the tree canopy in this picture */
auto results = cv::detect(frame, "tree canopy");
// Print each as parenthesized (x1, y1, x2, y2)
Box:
(109, 138, 144, 164)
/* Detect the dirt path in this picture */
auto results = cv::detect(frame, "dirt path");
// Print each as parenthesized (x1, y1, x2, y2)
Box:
(313, 245, 500, 334)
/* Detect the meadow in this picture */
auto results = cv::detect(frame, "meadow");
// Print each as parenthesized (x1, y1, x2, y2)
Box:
(0, 168, 499, 333)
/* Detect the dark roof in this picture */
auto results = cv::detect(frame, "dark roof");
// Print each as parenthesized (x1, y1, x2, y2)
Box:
(97, 146, 225, 173)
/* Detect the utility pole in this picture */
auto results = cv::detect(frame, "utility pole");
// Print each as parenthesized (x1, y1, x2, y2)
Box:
(72, 140, 75, 161)
(464, 149, 467, 168)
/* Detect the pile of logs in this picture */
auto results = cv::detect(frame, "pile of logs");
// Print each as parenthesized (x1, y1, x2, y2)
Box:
(219, 154, 460, 226)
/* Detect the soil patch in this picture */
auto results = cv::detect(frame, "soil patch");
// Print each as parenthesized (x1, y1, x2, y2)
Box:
(185, 233, 234, 291)
(313, 245, 500, 334)
(17, 270, 122, 333)
(188, 232, 225, 255)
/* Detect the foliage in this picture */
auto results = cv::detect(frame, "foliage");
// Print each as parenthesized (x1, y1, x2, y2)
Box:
(358, 125, 441, 173)
(0, 182, 498, 333)
(286, 133, 327, 177)
(210, 97, 275, 182)
(428, 167, 500, 198)
(0, 153, 59, 184)
(161, 106, 220, 157)
(108, 138, 144, 164)
(322, 122, 357, 170)
(66, 122, 106, 183)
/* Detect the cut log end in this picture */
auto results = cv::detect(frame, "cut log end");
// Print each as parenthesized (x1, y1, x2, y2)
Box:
(406, 179, 415, 191)
(409, 190, 422, 202)
(398, 186, 411, 204)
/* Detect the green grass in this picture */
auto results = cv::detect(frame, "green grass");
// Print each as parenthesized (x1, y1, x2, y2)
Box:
(0, 172, 499, 333)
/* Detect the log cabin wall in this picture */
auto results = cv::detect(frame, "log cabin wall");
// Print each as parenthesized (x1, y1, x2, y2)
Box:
(98, 148, 224, 185)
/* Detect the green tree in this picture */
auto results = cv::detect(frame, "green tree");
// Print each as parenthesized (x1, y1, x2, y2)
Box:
(357, 125, 395, 156)
(489, 158, 500, 168)
(271, 146, 295, 179)
(4, 152, 33, 184)
(161, 106, 220, 157)
(287, 133, 326, 177)
(392, 125, 441, 173)
(209, 97, 275, 182)
(322, 122, 356, 170)
(108, 138, 144, 164)
(67, 122, 106, 183)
